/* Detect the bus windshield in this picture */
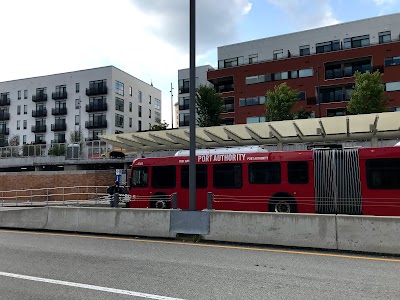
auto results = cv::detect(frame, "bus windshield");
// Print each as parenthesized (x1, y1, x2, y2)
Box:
(130, 167, 148, 187)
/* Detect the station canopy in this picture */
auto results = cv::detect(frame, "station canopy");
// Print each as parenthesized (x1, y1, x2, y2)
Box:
(100, 112, 400, 153)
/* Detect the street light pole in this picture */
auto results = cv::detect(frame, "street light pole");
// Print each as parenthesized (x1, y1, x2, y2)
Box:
(170, 83, 174, 129)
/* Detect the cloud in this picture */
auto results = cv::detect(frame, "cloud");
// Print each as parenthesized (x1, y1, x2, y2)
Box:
(266, 0, 340, 29)
(130, 0, 252, 54)
(0, 0, 251, 127)
(373, 0, 395, 5)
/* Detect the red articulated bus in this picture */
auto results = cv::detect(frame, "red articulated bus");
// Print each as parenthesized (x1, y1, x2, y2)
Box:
(127, 145, 400, 216)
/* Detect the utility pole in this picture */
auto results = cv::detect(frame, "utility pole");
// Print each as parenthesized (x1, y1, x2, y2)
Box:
(317, 62, 322, 118)
(170, 83, 174, 129)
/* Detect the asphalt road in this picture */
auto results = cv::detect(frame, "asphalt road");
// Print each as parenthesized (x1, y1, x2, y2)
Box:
(0, 229, 399, 300)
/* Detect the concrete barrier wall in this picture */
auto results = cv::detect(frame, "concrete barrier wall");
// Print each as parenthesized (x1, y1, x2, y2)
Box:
(205, 211, 338, 249)
(336, 215, 400, 255)
(0, 207, 48, 229)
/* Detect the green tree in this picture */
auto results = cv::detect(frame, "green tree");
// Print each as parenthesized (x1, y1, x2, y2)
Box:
(347, 70, 388, 114)
(48, 144, 66, 156)
(265, 83, 298, 121)
(195, 84, 225, 127)
(70, 129, 83, 143)
(150, 121, 169, 131)
(294, 106, 312, 119)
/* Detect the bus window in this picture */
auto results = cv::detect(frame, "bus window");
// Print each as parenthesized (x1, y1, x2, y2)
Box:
(249, 162, 280, 184)
(366, 158, 400, 189)
(288, 161, 309, 184)
(130, 167, 148, 187)
(181, 165, 208, 188)
(213, 164, 242, 188)
(152, 166, 176, 188)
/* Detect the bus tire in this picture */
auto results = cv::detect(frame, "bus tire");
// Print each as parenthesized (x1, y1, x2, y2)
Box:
(268, 193, 297, 213)
(150, 193, 170, 209)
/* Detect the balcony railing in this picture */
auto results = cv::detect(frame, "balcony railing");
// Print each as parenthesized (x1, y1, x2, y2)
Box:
(52, 107, 68, 115)
(51, 137, 66, 144)
(217, 84, 234, 93)
(86, 86, 108, 96)
(0, 127, 9, 135)
(32, 109, 47, 118)
(31, 125, 47, 133)
(0, 97, 10, 106)
(34, 139, 46, 145)
(51, 123, 67, 131)
(86, 102, 108, 112)
(85, 120, 107, 129)
(52, 91, 68, 100)
(0, 112, 10, 121)
(32, 93, 48, 102)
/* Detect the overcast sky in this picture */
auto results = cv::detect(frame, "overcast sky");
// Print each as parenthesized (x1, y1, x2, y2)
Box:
(0, 0, 399, 127)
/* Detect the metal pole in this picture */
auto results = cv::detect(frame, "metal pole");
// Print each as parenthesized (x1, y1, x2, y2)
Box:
(170, 83, 174, 129)
(317, 61, 322, 118)
(189, 0, 196, 211)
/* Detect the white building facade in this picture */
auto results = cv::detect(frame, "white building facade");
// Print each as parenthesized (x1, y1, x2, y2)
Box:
(0, 66, 161, 146)
(177, 65, 214, 128)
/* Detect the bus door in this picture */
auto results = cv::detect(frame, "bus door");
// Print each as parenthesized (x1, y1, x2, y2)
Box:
(313, 148, 362, 214)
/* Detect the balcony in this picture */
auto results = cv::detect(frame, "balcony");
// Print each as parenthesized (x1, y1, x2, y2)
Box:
(85, 136, 100, 141)
(85, 120, 107, 129)
(52, 107, 68, 115)
(0, 97, 10, 106)
(0, 112, 10, 121)
(217, 84, 234, 93)
(52, 91, 68, 100)
(32, 93, 48, 102)
(0, 127, 9, 135)
(86, 85, 108, 96)
(86, 102, 108, 112)
(51, 136, 66, 144)
(32, 109, 48, 118)
(31, 125, 47, 133)
(34, 139, 46, 145)
(51, 123, 67, 131)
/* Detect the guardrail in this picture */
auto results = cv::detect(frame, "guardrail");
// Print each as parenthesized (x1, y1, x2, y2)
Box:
(0, 185, 131, 207)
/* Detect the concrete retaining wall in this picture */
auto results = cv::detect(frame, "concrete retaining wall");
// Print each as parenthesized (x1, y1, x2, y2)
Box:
(336, 215, 400, 255)
(204, 211, 337, 249)
(0, 207, 48, 229)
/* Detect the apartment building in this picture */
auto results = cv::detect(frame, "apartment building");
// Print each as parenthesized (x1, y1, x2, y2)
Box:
(178, 65, 214, 128)
(0, 66, 161, 146)
(207, 13, 400, 124)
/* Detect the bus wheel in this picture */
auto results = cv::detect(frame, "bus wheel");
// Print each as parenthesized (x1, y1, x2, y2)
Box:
(151, 193, 170, 209)
(269, 194, 297, 213)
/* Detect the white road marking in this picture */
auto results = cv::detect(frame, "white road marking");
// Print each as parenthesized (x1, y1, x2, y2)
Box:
(0, 271, 184, 300)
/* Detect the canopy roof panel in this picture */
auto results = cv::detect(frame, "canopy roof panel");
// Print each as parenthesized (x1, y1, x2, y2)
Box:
(100, 112, 400, 152)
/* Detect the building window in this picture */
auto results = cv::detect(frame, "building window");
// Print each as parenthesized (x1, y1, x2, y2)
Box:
(115, 113, 124, 128)
(326, 107, 347, 117)
(149, 95, 151, 104)
(221, 118, 234, 125)
(23, 135, 27, 144)
(129, 86, 132, 96)
(138, 105, 142, 117)
(155, 111, 161, 123)
(155, 98, 161, 110)
(149, 109, 151, 118)
(129, 117, 132, 127)
(316, 40, 340, 53)
(179, 96, 190, 110)
(76, 83, 80, 93)
(23, 105, 27, 114)
(218, 56, 244, 69)
(115, 80, 124, 96)
(138, 120, 142, 131)
(18, 90, 21, 100)
(249, 54, 258, 64)
(129, 102, 132, 112)
(179, 113, 190, 127)
(17, 120, 20, 130)
(138, 90, 142, 103)
(24, 90, 27, 99)
(246, 116, 266, 124)
(299, 45, 310, 56)
(222, 97, 234, 113)
(386, 82, 400, 92)
(379, 31, 391, 44)
(273, 49, 283, 60)
(178, 79, 190, 94)
(245, 76, 259, 85)
(75, 99, 80, 109)
(298, 92, 306, 100)
(17, 105, 21, 115)
(344, 35, 369, 49)
(298, 68, 313, 78)
(239, 96, 266, 107)
(115, 97, 124, 112)
(23, 120, 27, 129)
(384, 56, 400, 67)
(75, 115, 80, 125)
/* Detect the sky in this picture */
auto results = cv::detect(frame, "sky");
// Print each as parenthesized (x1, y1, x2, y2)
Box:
(0, 0, 399, 128)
